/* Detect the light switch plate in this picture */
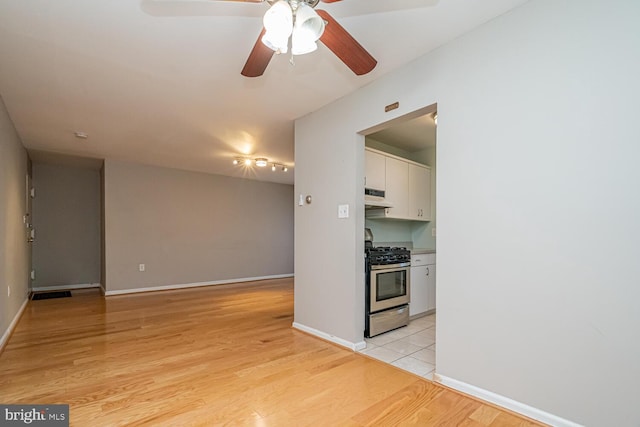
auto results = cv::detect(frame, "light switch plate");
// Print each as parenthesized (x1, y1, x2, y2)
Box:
(338, 204, 349, 219)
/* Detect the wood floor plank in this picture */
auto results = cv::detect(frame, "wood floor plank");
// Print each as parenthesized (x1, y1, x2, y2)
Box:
(0, 279, 545, 426)
(350, 380, 444, 425)
(470, 404, 502, 424)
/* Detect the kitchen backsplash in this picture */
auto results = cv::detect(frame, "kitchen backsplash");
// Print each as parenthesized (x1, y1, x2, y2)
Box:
(412, 221, 436, 250)
(365, 219, 412, 242)
(365, 219, 435, 250)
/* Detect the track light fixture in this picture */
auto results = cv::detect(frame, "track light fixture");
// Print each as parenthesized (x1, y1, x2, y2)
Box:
(233, 157, 289, 172)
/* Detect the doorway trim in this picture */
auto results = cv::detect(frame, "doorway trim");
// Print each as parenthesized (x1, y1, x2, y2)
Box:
(359, 104, 437, 137)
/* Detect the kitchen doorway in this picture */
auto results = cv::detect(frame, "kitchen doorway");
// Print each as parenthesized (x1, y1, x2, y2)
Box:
(358, 103, 438, 379)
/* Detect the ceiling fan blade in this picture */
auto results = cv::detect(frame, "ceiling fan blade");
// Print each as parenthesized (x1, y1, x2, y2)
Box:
(241, 28, 275, 77)
(316, 9, 377, 76)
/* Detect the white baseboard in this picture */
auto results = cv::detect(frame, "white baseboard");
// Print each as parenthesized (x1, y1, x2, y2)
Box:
(292, 322, 366, 351)
(434, 374, 582, 427)
(104, 274, 294, 296)
(31, 283, 101, 292)
(0, 297, 29, 352)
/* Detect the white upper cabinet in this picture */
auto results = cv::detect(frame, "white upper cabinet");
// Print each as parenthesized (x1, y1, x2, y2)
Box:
(384, 156, 409, 218)
(408, 163, 431, 220)
(365, 148, 431, 222)
(364, 149, 386, 191)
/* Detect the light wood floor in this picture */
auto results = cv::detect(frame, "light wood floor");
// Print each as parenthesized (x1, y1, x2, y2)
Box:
(0, 279, 544, 426)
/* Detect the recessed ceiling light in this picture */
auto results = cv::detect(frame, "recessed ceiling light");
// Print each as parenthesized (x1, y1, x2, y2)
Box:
(74, 131, 88, 139)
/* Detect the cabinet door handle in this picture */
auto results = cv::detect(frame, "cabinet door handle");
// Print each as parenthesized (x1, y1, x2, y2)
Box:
(426, 267, 429, 276)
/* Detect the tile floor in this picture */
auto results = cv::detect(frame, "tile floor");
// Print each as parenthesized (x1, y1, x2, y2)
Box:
(359, 313, 436, 380)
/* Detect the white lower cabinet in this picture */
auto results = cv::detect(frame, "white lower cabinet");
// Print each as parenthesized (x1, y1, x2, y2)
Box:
(409, 253, 436, 317)
(410, 265, 428, 316)
(426, 264, 436, 312)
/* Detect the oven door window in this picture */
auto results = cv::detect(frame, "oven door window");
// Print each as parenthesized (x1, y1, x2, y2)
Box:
(375, 270, 408, 301)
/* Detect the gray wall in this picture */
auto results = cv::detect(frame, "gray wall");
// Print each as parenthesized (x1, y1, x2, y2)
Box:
(104, 159, 294, 292)
(0, 95, 30, 346)
(31, 163, 101, 289)
(295, 1, 640, 425)
(100, 165, 106, 291)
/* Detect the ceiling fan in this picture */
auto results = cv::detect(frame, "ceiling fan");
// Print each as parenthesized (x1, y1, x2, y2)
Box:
(218, 0, 377, 77)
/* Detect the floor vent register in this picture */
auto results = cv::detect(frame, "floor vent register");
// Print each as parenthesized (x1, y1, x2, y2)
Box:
(31, 291, 72, 300)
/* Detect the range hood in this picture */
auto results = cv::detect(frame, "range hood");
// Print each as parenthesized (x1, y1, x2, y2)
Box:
(365, 188, 393, 209)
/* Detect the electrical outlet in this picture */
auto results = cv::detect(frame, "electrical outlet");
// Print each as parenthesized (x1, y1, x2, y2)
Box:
(139, 264, 145, 272)
(431, 227, 437, 237)
(31, 270, 35, 280)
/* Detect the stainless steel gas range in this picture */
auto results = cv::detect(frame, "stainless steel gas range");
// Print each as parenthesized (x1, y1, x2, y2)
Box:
(365, 246, 411, 337)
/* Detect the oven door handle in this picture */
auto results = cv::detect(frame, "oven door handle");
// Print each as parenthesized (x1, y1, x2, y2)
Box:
(370, 262, 411, 270)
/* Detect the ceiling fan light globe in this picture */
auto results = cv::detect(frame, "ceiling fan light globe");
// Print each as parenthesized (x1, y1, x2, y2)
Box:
(261, 32, 289, 54)
(291, 32, 318, 55)
(263, 1, 293, 37)
(294, 4, 325, 41)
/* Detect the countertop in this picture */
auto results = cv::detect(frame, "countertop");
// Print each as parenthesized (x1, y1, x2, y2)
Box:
(411, 248, 436, 255)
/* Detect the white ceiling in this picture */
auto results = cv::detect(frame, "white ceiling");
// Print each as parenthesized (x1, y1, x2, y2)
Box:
(0, 0, 529, 184)
(369, 112, 437, 152)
